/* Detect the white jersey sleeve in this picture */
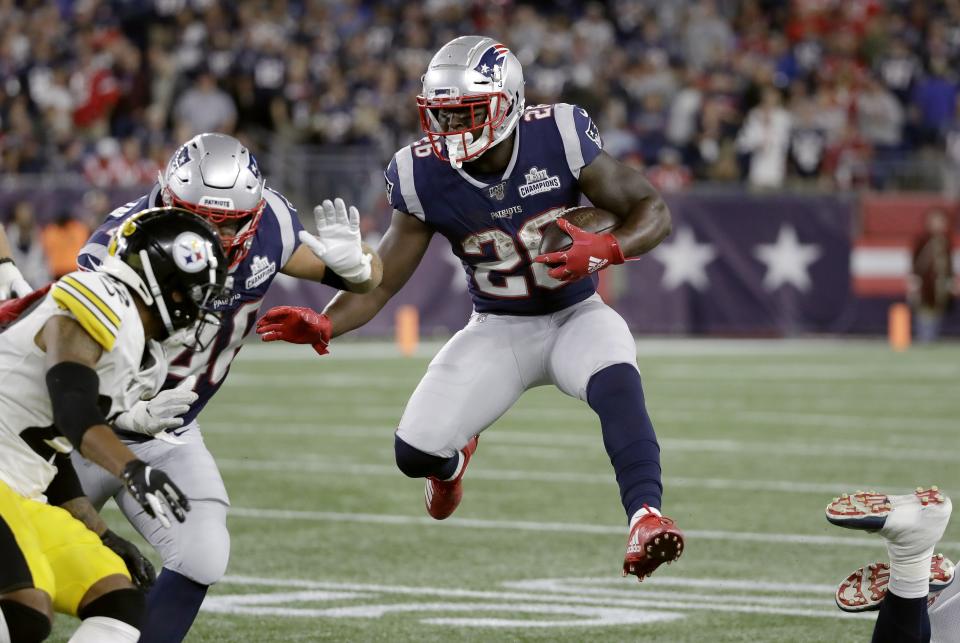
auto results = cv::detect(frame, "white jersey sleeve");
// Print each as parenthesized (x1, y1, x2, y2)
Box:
(0, 271, 147, 501)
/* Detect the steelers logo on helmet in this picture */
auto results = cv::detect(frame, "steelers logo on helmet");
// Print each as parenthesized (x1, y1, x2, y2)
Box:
(173, 231, 211, 274)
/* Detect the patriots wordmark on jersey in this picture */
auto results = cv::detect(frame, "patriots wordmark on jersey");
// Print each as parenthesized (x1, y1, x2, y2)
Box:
(78, 183, 303, 425)
(385, 103, 604, 315)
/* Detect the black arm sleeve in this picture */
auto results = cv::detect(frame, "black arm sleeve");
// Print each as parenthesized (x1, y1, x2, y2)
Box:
(45, 453, 84, 505)
(320, 268, 348, 291)
(45, 361, 108, 448)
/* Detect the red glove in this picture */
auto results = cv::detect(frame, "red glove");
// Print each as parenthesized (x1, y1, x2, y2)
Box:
(534, 218, 625, 282)
(255, 306, 332, 356)
(0, 284, 51, 327)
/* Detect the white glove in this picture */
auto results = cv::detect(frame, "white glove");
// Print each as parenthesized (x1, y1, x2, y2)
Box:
(299, 197, 372, 283)
(0, 261, 32, 299)
(114, 376, 198, 436)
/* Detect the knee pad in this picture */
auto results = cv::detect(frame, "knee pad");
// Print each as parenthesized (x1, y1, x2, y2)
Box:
(0, 600, 52, 643)
(77, 588, 144, 629)
(394, 435, 449, 478)
(166, 501, 230, 585)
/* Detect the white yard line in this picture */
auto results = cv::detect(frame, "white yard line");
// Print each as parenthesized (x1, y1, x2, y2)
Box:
(203, 423, 955, 462)
(237, 338, 951, 362)
(224, 371, 959, 389)
(214, 457, 895, 496)
(210, 574, 875, 622)
(224, 507, 960, 550)
(205, 401, 960, 428)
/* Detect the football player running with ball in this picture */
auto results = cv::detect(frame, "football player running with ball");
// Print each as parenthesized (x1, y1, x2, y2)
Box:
(73, 133, 382, 642)
(256, 36, 683, 581)
(0, 208, 226, 642)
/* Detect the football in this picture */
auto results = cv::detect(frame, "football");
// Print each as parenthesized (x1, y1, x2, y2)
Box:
(538, 206, 620, 255)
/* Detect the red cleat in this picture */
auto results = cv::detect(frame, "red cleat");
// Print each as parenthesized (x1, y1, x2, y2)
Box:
(622, 507, 685, 582)
(836, 554, 955, 612)
(424, 436, 479, 520)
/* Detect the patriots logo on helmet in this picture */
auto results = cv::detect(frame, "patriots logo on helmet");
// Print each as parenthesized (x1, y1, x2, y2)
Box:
(247, 152, 261, 180)
(173, 232, 210, 274)
(171, 145, 191, 170)
(473, 43, 510, 83)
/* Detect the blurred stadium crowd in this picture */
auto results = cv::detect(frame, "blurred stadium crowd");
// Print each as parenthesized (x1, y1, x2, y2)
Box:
(3, 0, 960, 194)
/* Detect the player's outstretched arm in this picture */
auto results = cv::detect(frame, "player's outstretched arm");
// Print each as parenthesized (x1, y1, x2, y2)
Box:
(324, 209, 433, 338)
(578, 151, 672, 257)
(257, 209, 432, 351)
(281, 198, 383, 293)
(40, 315, 190, 528)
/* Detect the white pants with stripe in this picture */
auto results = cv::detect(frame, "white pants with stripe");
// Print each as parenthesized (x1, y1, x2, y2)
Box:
(71, 422, 231, 586)
(395, 294, 639, 458)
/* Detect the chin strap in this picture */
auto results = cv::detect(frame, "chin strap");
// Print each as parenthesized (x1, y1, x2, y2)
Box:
(446, 132, 475, 169)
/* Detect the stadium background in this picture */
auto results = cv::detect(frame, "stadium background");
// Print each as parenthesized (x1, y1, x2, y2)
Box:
(2, 0, 958, 641)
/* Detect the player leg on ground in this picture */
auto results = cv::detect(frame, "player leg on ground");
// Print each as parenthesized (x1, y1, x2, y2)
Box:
(395, 312, 545, 520)
(2, 481, 144, 643)
(547, 294, 683, 581)
(826, 488, 953, 642)
(73, 425, 229, 643)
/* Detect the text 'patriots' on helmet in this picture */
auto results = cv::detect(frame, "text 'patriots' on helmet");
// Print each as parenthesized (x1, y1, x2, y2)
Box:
(99, 206, 232, 349)
(160, 133, 266, 268)
(418, 36, 525, 168)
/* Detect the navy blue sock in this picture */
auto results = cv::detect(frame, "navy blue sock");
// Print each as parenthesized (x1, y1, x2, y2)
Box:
(587, 363, 663, 520)
(139, 568, 208, 643)
(871, 592, 930, 643)
(395, 435, 459, 479)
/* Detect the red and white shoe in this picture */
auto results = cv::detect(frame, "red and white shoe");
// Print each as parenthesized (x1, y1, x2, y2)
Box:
(825, 487, 948, 531)
(835, 554, 955, 612)
(622, 507, 684, 582)
(424, 436, 479, 520)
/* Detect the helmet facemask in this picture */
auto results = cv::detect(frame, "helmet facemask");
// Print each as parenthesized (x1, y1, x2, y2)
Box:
(418, 93, 511, 167)
(136, 242, 230, 351)
(161, 185, 265, 269)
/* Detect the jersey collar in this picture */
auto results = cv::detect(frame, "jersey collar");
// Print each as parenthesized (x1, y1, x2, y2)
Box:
(454, 125, 521, 189)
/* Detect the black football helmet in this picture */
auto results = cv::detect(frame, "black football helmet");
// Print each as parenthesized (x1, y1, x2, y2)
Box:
(97, 206, 231, 348)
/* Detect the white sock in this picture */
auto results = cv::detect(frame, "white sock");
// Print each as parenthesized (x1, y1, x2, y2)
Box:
(881, 493, 953, 599)
(443, 451, 465, 482)
(0, 605, 10, 643)
(68, 616, 139, 643)
(629, 505, 661, 529)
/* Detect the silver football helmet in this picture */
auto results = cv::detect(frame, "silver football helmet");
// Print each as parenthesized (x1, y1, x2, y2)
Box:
(159, 133, 266, 267)
(418, 36, 525, 168)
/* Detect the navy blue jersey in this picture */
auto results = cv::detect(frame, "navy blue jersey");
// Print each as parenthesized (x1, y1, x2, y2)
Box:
(77, 183, 303, 424)
(385, 103, 604, 315)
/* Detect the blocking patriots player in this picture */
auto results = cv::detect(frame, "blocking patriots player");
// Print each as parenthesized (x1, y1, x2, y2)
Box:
(256, 36, 684, 580)
(71, 133, 381, 642)
(827, 488, 958, 643)
(0, 208, 225, 643)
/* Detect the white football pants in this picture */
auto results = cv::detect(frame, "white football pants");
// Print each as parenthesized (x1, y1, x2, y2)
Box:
(396, 293, 638, 458)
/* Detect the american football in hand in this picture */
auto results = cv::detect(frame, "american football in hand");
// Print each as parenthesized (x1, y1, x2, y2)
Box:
(538, 206, 620, 255)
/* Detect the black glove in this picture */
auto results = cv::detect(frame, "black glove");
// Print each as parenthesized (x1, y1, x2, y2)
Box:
(121, 459, 190, 528)
(101, 529, 157, 590)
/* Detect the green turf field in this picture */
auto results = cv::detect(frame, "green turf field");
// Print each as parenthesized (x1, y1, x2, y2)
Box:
(51, 339, 960, 642)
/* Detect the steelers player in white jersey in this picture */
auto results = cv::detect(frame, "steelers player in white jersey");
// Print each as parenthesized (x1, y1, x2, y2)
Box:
(0, 207, 228, 642)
